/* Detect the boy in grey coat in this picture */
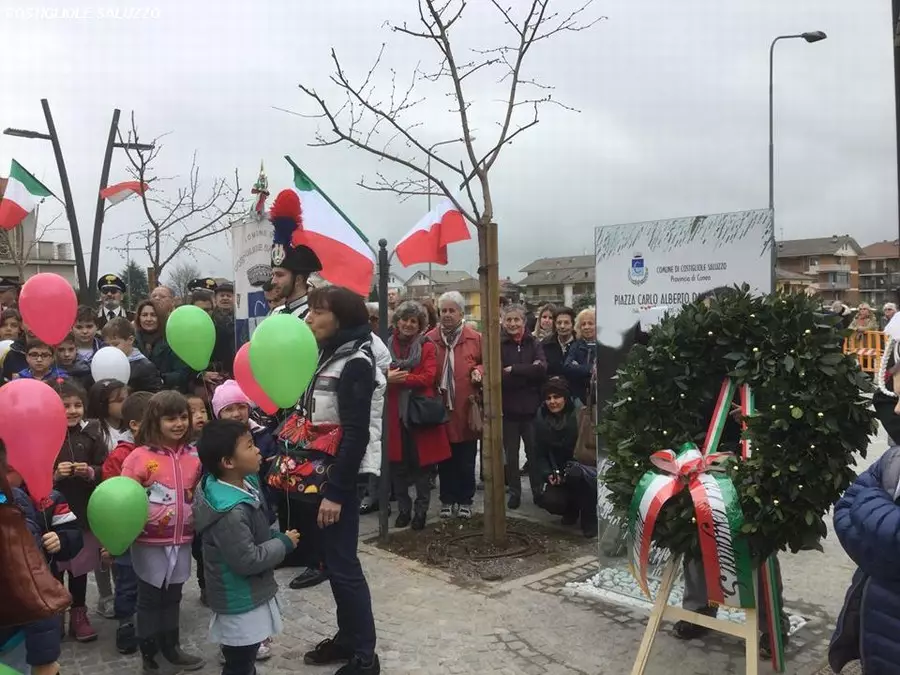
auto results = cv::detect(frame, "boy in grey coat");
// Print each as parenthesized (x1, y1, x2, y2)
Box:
(194, 419, 300, 675)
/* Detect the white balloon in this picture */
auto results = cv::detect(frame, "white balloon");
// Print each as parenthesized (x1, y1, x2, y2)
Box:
(0, 339, 13, 368)
(90, 346, 131, 385)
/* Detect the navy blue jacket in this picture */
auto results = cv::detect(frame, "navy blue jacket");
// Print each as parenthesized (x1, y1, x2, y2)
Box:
(562, 338, 596, 404)
(830, 447, 900, 675)
(252, 422, 277, 524)
(0, 487, 83, 667)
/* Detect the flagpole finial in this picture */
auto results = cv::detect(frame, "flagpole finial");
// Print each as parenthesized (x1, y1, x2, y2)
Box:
(251, 161, 270, 218)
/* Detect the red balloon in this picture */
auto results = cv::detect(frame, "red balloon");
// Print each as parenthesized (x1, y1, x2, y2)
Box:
(19, 273, 77, 345)
(0, 379, 67, 502)
(234, 342, 278, 415)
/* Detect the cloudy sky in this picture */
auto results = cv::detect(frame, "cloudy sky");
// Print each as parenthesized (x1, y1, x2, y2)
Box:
(0, 0, 895, 287)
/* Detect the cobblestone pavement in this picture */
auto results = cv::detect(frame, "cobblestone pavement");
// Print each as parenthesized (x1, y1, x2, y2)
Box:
(60, 437, 887, 675)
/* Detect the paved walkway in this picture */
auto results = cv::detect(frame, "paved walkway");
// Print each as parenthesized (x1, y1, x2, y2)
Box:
(60, 437, 888, 675)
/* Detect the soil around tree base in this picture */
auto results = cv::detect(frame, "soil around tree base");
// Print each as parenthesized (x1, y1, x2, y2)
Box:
(369, 514, 597, 587)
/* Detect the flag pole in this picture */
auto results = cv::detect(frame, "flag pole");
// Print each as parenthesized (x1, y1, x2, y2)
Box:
(283, 155, 377, 258)
(377, 238, 391, 542)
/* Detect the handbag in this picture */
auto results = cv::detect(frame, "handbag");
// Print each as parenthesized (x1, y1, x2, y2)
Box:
(467, 393, 484, 435)
(407, 393, 449, 427)
(266, 411, 342, 500)
(0, 473, 72, 628)
(573, 383, 598, 467)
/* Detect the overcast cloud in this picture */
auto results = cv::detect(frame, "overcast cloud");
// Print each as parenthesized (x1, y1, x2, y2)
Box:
(0, 0, 895, 285)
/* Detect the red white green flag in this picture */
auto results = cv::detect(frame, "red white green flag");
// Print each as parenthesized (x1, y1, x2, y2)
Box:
(100, 180, 148, 205)
(394, 199, 470, 267)
(0, 160, 54, 230)
(287, 160, 375, 296)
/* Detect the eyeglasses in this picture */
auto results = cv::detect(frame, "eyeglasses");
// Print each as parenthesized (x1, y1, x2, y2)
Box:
(101, 287, 119, 295)
(27, 352, 53, 360)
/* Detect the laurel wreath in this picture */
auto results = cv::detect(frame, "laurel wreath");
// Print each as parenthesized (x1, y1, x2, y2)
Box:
(598, 286, 875, 560)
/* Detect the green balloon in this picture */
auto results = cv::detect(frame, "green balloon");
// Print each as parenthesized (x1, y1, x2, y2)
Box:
(0, 665, 23, 675)
(249, 313, 319, 408)
(87, 477, 149, 556)
(166, 305, 216, 371)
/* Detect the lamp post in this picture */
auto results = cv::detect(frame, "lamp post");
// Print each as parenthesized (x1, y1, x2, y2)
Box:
(426, 137, 470, 297)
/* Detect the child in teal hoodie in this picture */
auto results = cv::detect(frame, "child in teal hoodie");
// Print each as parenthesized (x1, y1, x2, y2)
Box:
(193, 419, 299, 675)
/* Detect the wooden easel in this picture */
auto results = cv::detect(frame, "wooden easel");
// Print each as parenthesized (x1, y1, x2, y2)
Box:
(630, 556, 760, 675)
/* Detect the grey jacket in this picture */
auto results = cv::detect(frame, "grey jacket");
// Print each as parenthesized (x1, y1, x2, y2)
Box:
(193, 474, 294, 615)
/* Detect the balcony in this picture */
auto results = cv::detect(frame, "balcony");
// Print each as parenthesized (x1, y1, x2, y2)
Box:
(816, 280, 850, 291)
(808, 263, 851, 274)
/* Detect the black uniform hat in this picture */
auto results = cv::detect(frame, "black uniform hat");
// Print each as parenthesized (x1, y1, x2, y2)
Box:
(0, 276, 21, 290)
(97, 273, 126, 293)
(215, 280, 235, 294)
(270, 189, 322, 276)
(187, 278, 218, 293)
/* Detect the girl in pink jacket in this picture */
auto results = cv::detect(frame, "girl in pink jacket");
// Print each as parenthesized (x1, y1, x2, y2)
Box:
(121, 391, 205, 672)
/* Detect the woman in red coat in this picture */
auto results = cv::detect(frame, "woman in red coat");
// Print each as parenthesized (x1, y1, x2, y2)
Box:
(386, 300, 451, 530)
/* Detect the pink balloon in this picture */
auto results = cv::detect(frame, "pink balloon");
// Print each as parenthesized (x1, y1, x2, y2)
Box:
(19, 273, 77, 345)
(234, 342, 278, 415)
(0, 379, 67, 502)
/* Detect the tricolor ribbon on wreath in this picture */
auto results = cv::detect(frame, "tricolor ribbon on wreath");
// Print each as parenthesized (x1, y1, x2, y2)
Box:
(626, 378, 787, 671)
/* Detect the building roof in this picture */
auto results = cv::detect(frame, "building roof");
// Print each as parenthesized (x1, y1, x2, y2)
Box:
(520, 255, 594, 274)
(775, 267, 815, 282)
(517, 266, 595, 287)
(406, 269, 473, 285)
(860, 240, 900, 260)
(775, 235, 863, 258)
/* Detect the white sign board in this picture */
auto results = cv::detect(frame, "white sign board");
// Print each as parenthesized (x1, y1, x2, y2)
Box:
(594, 209, 774, 348)
(232, 212, 273, 347)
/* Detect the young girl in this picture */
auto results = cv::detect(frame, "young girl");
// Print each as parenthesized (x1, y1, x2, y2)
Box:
(0, 308, 21, 341)
(121, 391, 205, 672)
(87, 379, 131, 452)
(187, 394, 209, 439)
(52, 379, 107, 643)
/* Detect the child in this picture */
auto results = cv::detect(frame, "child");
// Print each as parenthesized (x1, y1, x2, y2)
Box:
(101, 317, 163, 393)
(72, 305, 104, 363)
(830, 445, 900, 674)
(1, 322, 27, 383)
(17, 337, 66, 382)
(51, 379, 107, 642)
(0, 307, 21, 341)
(102, 391, 153, 656)
(121, 391, 205, 672)
(188, 395, 210, 437)
(194, 419, 299, 675)
(57, 332, 93, 389)
(88, 378, 131, 452)
(0, 439, 84, 675)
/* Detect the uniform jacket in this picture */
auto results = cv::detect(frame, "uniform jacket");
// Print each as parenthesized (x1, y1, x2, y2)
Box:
(386, 335, 451, 467)
(425, 325, 483, 444)
(500, 332, 547, 420)
(193, 474, 293, 615)
(135, 333, 190, 393)
(830, 446, 900, 675)
(52, 420, 107, 527)
(96, 306, 135, 331)
(121, 443, 202, 546)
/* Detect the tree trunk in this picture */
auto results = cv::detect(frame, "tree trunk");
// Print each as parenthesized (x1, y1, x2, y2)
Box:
(478, 220, 506, 544)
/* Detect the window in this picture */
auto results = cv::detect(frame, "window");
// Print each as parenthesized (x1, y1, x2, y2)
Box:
(807, 257, 819, 269)
(827, 272, 849, 286)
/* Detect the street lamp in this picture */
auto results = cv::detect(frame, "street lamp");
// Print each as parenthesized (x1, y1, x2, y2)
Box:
(426, 137, 472, 297)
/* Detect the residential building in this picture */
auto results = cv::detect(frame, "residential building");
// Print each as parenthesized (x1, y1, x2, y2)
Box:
(775, 235, 862, 305)
(0, 181, 78, 286)
(404, 269, 474, 299)
(858, 240, 900, 308)
(775, 267, 816, 294)
(368, 268, 406, 298)
(517, 255, 595, 307)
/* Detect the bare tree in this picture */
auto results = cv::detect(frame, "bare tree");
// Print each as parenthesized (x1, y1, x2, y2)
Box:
(0, 206, 65, 282)
(165, 260, 202, 300)
(116, 112, 244, 281)
(291, 0, 602, 543)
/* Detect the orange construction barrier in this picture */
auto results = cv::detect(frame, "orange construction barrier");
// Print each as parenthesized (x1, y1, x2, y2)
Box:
(843, 330, 886, 374)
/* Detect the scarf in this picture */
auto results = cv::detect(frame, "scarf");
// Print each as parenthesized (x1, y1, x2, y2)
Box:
(533, 326, 554, 342)
(387, 331, 427, 425)
(439, 323, 463, 411)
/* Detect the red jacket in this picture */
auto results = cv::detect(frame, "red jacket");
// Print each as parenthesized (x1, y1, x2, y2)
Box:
(103, 440, 136, 480)
(386, 337, 451, 467)
(425, 325, 483, 444)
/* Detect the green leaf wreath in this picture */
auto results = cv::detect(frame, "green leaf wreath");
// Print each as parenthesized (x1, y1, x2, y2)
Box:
(598, 286, 875, 561)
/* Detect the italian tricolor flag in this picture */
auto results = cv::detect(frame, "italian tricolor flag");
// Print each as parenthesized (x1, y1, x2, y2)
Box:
(394, 198, 470, 267)
(0, 160, 53, 231)
(288, 160, 375, 296)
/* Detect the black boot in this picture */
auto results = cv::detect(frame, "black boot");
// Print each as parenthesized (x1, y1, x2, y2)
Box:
(116, 621, 138, 655)
(160, 629, 205, 670)
(141, 637, 181, 675)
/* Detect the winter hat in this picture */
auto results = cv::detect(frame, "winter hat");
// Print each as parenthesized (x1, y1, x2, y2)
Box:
(211, 379, 251, 418)
(542, 376, 570, 399)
